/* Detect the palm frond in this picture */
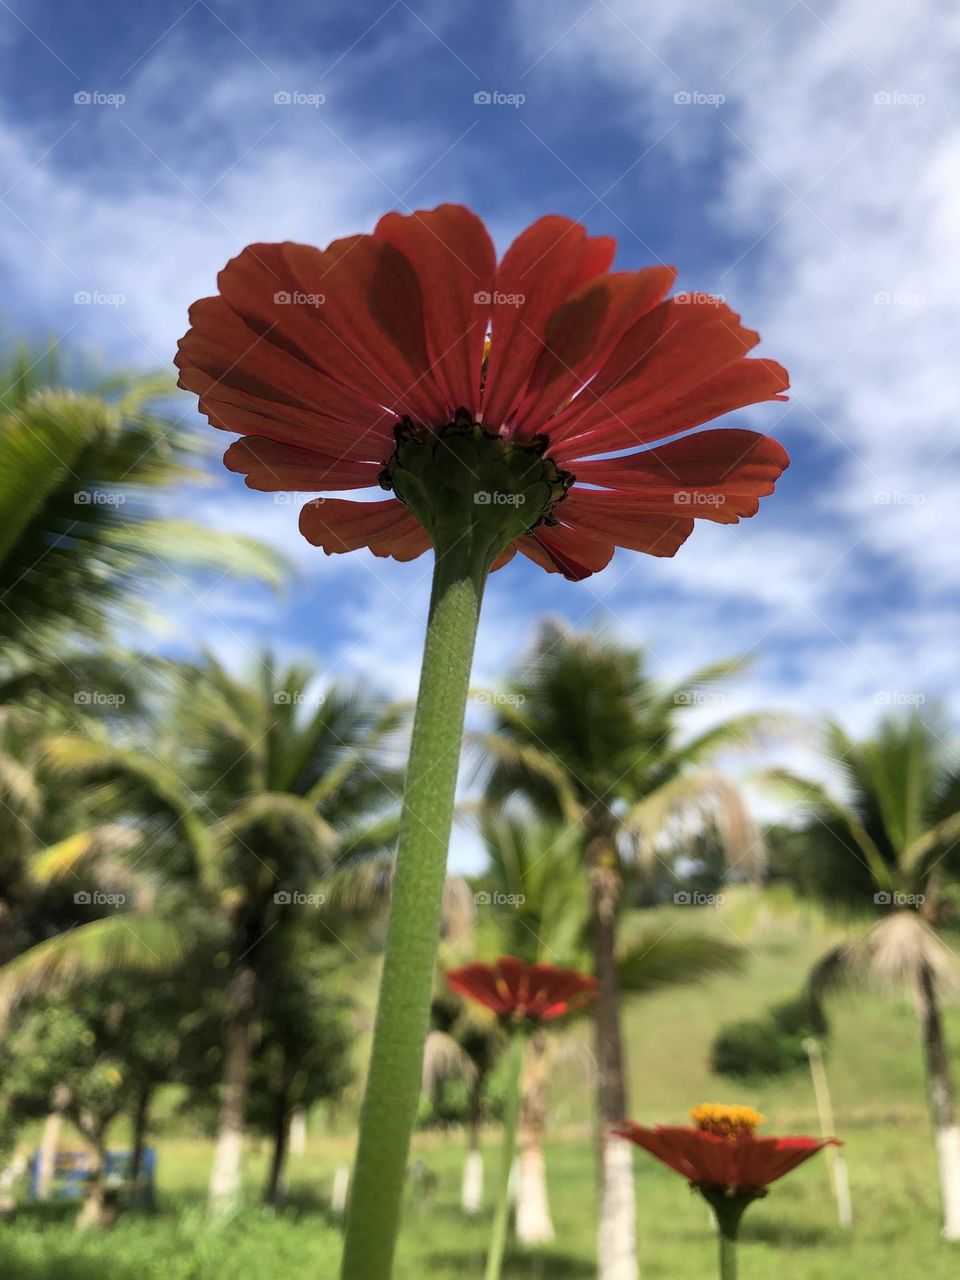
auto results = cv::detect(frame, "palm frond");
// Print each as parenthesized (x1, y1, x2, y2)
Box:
(31, 825, 141, 885)
(676, 712, 796, 768)
(842, 912, 960, 995)
(624, 770, 765, 879)
(421, 1029, 478, 1092)
(0, 915, 184, 1026)
(759, 767, 891, 889)
(616, 927, 745, 996)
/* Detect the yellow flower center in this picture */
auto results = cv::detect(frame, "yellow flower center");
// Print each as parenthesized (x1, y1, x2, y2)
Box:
(690, 1103, 764, 1139)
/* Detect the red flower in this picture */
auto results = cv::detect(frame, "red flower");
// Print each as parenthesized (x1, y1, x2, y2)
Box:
(176, 205, 789, 580)
(446, 956, 597, 1023)
(615, 1104, 838, 1193)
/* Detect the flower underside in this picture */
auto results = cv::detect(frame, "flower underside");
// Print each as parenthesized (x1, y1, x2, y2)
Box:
(379, 413, 573, 564)
(175, 203, 792, 582)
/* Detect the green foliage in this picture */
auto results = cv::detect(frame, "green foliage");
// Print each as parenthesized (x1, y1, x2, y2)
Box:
(711, 989, 829, 1082)
(766, 708, 960, 911)
(245, 936, 354, 1137)
(0, 339, 285, 651)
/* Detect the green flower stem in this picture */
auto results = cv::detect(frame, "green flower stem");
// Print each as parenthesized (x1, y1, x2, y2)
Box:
(484, 1031, 525, 1280)
(718, 1228, 739, 1280)
(340, 539, 489, 1280)
(703, 1190, 755, 1280)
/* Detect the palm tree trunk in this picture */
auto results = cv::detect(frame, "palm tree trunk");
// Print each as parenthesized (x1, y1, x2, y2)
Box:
(516, 1028, 554, 1245)
(915, 960, 960, 1239)
(589, 838, 637, 1280)
(289, 1106, 307, 1155)
(130, 1082, 154, 1209)
(36, 1099, 66, 1201)
(462, 1086, 484, 1216)
(264, 1084, 292, 1208)
(208, 963, 256, 1218)
(76, 1129, 116, 1231)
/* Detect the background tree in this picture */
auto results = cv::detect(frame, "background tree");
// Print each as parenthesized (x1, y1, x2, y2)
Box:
(768, 709, 960, 1238)
(246, 932, 354, 1208)
(1, 994, 134, 1228)
(43, 653, 403, 1217)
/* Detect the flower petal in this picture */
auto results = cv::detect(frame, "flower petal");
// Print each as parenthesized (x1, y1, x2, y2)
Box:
(216, 237, 447, 425)
(550, 358, 789, 462)
(176, 297, 396, 458)
(512, 267, 676, 434)
(543, 297, 765, 452)
(563, 490, 694, 556)
(518, 521, 615, 580)
(375, 204, 495, 417)
(223, 437, 384, 492)
(298, 497, 427, 558)
(571, 429, 790, 523)
(482, 216, 615, 430)
(446, 962, 512, 1015)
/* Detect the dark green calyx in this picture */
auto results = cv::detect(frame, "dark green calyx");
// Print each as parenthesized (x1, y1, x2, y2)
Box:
(697, 1184, 767, 1241)
(379, 413, 572, 563)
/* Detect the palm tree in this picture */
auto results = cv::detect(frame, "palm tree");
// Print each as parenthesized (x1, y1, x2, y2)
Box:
(478, 621, 774, 1280)
(0, 670, 183, 1027)
(421, 993, 503, 1216)
(475, 813, 745, 1252)
(43, 652, 403, 1217)
(0, 337, 284, 653)
(769, 709, 960, 1238)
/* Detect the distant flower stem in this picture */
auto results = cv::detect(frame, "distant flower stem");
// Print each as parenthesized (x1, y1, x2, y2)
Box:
(484, 1031, 525, 1280)
(707, 1194, 751, 1280)
(340, 539, 489, 1280)
(718, 1228, 739, 1280)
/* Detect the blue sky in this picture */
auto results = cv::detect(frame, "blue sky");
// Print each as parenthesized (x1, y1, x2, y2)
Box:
(2, 0, 958, 868)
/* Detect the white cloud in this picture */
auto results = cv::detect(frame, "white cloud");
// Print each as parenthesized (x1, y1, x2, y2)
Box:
(0, 36, 451, 365)
(512, 0, 960, 719)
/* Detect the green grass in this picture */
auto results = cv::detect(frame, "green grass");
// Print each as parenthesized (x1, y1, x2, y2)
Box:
(3, 889, 959, 1278)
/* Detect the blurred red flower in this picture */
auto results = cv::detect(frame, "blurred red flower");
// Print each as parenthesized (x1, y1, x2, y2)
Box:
(177, 205, 789, 581)
(615, 1104, 838, 1193)
(446, 956, 597, 1023)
